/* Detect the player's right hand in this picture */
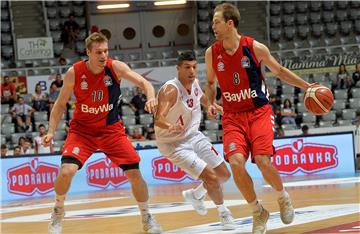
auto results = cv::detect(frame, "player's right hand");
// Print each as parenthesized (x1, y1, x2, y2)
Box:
(207, 103, 223, 119)
(168, 123, 184, 133)
(42, 133, 54, 147)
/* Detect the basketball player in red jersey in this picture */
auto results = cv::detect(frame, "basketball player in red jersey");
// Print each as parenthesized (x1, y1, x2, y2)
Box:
(43, 33, 162, 234)
(205, 3, 314, 234)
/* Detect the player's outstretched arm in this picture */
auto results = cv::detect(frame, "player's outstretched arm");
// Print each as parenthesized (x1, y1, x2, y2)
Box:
(154, 85, 183, 133)
(113, 60, 157, 114)
(43, 68, 74, 146)
(253, 41, 310, 91)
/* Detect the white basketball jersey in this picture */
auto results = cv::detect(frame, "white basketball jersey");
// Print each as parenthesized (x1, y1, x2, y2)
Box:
(155, 78, 203, 143)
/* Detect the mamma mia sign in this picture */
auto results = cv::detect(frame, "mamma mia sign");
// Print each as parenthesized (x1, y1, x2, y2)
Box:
(282, 54, 359, 70)
(17, 37, 54, 60)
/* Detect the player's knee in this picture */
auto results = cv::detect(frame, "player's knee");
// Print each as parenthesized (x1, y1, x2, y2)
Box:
(229, 154, 246, 171)
(125, 169, 143, 183)
(59, 166, 77, 179)
(201, 168, 220, 188)
(254, 155, 271, 170)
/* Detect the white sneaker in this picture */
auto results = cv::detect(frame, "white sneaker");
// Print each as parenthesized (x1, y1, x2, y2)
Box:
(142, 213, 162, 234)
(182, 189, 207, 215)
(278, 195, 294, 224)
(219, 210, 237, 230)
(48, 206, 65, 234)
(252, 207, 269, 234)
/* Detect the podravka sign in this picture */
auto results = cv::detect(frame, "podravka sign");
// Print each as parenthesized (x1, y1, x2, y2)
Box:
(272, 139, 338, 175)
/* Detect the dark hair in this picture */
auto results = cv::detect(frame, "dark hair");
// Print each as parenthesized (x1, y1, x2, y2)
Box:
(214, 3, 241, 28)
(1, 144, 7, 149)
(283, 98, 292, 108)
(38, 124, 45, 129)
(177, 50, 196, 65)
(301, 125, 309, 131)
(338, 63, 348, 73)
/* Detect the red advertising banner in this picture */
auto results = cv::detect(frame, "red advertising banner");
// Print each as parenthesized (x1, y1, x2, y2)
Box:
(272, 139, 338, 175)
(152, 156, 190, 182)
(7, 158, 59, 196)
(86, 158, 128, 188)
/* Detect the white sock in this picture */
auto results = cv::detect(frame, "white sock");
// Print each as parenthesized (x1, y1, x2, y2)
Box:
(216, 204, 229, 213)
(193, 183, 207, 199)
(138, 201, 149, 216)
(55, 194, 66, 208)
(276, 188, 289, 199)
(249, 199, 262, 213)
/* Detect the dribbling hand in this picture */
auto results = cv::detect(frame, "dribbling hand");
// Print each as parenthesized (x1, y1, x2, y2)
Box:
(145, 98, 157, 114)
(42, 133, 54, 147)
(207, 103, 223, 119)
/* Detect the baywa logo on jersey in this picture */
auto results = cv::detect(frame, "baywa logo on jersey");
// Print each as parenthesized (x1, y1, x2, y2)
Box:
(104, 75, 113, 86)
(7, 158, 59, 196)
(152, 156, 192, 182)
(272, 139, 338, 175)
(86, 158, 128, 188)
(241, 56, 250, 68)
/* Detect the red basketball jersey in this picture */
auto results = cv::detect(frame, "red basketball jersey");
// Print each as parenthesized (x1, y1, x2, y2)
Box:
(211, 36, 269, 113)
(72, 59, 121, 128)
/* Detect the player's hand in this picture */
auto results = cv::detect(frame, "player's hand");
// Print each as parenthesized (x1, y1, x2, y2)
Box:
(42, 133, 54, 147)
(168, 123, 184, 134)
(307, 82, 320, 89)
(207, 103, 223, 119)
(145, 98, 157, 114)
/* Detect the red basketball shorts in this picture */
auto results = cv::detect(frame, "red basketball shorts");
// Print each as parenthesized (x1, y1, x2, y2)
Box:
(222, 104, 275, 163)
(62, 121, 140, 167)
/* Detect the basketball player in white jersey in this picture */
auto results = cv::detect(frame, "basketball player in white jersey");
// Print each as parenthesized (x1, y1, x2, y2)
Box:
(154, 51, 237, 230)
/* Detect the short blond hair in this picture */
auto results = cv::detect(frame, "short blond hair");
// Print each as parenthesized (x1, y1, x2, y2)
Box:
(85, 32, 108, 50)
(214, 3, 240, 28)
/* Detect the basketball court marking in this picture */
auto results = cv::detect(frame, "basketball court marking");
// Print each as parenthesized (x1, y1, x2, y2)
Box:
(0, 196, 129, 214)
(304, 221, 360, 233)
(263, 177, 360, 188)
(1, 199, 248, 222)
(165, 203, 360, 234)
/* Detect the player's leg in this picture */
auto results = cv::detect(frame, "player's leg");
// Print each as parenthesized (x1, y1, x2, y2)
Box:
(223, 113, 268, 234)
(251, 105, 294, 228)
(192, 134, 236, 229)
(49, 129, 95, 234)
(121, 165, 161, 234)
(102, 122, 161, 234)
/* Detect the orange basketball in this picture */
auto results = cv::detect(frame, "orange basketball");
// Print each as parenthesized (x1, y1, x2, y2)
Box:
(304, 85, 334, 115)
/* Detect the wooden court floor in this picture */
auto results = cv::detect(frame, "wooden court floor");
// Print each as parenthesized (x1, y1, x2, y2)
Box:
(1, 175, 359, 234)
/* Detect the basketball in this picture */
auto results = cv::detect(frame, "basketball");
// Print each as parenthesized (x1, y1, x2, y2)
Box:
(304, 85, 334, 115)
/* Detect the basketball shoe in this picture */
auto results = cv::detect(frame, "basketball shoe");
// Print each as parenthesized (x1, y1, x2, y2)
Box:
(278, 195, 295, 224)
(219, 210, 237, 230)
(252, 206, 269, 234)
(48, 206, 64, 234)
(182, 189, 207, 215)
(142, 213, 162, 233)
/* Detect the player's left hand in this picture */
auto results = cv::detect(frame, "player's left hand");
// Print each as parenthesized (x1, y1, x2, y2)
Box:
(207, 102, 223, 119)
(145, 98, 157, 114)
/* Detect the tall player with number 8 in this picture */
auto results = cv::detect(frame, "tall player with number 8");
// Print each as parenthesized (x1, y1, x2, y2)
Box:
(205, 3, 323, 234)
